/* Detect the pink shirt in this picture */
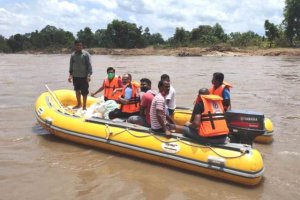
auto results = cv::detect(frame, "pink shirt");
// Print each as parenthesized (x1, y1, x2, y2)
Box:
(150, 93, 166, 129)
(141, 90, 155, 125)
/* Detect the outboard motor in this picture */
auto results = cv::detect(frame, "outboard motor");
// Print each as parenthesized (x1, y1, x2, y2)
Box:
(225, 110, 265, 146)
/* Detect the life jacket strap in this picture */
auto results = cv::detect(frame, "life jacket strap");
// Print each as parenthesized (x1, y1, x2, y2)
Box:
(201, 112, 226, 130)
(208, 111, 215, 129)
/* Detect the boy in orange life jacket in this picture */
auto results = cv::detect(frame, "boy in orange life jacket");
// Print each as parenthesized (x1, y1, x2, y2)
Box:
(172, 88, 228, 144)
(91, 67, 123, 101)
(209, 72, 232, 111)
(108, 73, 140, 119)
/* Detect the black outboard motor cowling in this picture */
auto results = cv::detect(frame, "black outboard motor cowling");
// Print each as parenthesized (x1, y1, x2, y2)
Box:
(225, 110, 265, 145)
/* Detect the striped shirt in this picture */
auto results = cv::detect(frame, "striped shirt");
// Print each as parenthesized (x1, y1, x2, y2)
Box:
(150, 93, 166, 129)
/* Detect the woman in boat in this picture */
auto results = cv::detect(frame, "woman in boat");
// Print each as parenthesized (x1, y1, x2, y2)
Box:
(172, 88, 228, 144)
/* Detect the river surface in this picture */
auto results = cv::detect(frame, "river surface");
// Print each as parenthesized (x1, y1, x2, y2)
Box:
(0, 54, 300, 200)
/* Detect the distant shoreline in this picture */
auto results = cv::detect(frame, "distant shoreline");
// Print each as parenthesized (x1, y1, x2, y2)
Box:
(16, 47, 300, 56)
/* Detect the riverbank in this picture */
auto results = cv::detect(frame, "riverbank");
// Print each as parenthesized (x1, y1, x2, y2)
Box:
(89, 47, 300, 56)
(19, 46, 300, 56)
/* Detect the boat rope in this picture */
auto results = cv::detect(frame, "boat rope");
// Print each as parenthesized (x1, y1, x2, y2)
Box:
(105, 124, 112, 139)
(175, 139, 247, 158)
(104, 124, 247, 159)
(208, 146, 247, 158)
(45, 85, 65, 110)
(106, 126, 174, 141)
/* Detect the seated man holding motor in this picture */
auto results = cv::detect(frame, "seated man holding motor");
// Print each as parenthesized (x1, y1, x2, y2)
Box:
(172, 88, 228, 144)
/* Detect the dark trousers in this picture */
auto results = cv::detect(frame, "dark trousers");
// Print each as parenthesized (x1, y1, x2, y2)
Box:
(109, 109, 139, 120)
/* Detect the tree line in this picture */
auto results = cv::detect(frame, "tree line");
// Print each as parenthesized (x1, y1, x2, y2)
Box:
(0, 0, 299, 53)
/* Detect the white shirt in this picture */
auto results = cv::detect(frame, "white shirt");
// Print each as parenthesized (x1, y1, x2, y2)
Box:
(166, 85, 176, 110)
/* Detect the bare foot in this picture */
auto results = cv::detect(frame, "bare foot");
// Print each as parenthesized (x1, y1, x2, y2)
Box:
(83, 107, 86, 110)
(72, 105, 81, 109)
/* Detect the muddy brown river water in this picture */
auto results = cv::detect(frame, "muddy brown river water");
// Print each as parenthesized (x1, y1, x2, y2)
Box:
(0, 54, 300, 200)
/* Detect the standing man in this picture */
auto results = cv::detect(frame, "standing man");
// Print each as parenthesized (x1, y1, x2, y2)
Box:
(68, 40, 93, 110)
(160, 74, 176, 115)
(150, 80, 172, 136)
(209, 72, 232, 111)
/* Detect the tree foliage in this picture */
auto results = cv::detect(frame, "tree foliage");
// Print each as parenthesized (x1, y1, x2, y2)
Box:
(2, 10, 300, 53)
(189, 23, 227, 46)
(170, 27, 190, 46)
(274, 24, 291, 47)
(148, 33, 164, 45)
(0, 35, 11, 53)
(94, 29, 111, 47)
(229, 31, 262, 47)
(7, 34, 26, 52)
(3, 25, 75, 52)
(77, 27, 94, 48)
(283, 0, 300, 46)
(264, 20, 279, 47)
(105, 19, 145, 48)
(142, 27, 164, 46)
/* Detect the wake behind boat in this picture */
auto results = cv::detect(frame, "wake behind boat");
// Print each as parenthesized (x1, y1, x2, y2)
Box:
(35, 89, 265, 186)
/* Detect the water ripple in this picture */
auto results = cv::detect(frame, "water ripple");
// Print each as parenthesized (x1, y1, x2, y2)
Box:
(279, 151, 300, 156)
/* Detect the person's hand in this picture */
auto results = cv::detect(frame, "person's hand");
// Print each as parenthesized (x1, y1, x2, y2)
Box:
(184, 121, 191, 126)
(68, 75, 72, 83)
(91, 92, 95, 97)
(165, 130, 172, 136)
(167, 123, 176, 131)
(87, 76, 91, 82)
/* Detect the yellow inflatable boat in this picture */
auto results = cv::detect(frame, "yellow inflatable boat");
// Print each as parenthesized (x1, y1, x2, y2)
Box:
(35, 89, 264, 186)
(173, 107, 274, 144)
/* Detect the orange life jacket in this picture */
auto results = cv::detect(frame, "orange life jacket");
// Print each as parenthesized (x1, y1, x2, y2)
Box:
(209, 81, 232, 111)
(121, 82, 140, 113)
(198, 95, 229, 137)
(104, 76, 122, 100)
